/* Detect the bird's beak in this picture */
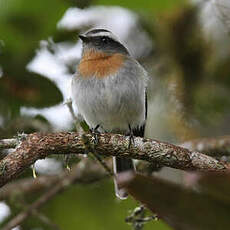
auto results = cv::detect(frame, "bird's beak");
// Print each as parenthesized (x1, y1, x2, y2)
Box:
(79, 34, 89, 43)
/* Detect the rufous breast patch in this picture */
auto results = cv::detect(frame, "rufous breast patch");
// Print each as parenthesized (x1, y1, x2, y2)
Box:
(78, 50, 125, 78)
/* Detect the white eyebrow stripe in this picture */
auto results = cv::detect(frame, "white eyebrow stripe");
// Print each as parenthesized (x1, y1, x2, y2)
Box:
(87, 32, 119, 42)
(87, 31, 111, 37)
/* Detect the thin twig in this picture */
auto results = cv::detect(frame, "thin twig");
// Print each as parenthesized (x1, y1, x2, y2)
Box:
(0, 138, 19, 150)
(0, 175, 61, 201)
(64, 98, 84, 134)
(90, 152, 114, 177)
(82, 133, 114, 177)
(1, 160, 156, 201)
(32, 210, 61, 230)
(16, 198, 61, 230)
(64, 98, 77, 121)
(2, 159, 107, 230)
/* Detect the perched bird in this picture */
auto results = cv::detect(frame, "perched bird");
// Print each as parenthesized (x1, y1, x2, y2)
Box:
(71, 28, 148, 199)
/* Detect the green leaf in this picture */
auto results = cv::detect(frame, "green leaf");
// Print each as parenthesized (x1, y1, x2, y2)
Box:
(0, 72, 63, 108)
(117, 172, 230, 230)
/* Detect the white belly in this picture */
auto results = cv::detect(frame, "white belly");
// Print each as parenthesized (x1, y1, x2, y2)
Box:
(71, 59, 147, 132)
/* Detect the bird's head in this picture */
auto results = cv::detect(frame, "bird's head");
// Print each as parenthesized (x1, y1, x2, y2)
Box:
(79, 29, 129, 55)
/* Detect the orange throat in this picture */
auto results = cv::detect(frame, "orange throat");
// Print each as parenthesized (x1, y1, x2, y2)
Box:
(78, 50, 125, 78)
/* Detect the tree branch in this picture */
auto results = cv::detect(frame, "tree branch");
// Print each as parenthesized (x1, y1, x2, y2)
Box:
(0, 132, 229, 188)
(181, 135, 230, 157)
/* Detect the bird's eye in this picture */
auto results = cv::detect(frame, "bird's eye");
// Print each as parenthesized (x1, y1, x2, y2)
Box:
(101, 36, 109, 43)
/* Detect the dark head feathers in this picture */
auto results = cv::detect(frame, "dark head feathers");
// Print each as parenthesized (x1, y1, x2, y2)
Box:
(80, 29, 130, 55)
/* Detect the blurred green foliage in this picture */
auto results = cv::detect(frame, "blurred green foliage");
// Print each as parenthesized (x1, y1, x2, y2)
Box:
(0, 0, 69, 138)
(96, 0, 186, 12)
(44, 181, 171, 230)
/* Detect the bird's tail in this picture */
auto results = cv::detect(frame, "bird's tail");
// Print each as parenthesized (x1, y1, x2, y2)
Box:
(113, 93, 147, 199)
(113, 156, 136, 199)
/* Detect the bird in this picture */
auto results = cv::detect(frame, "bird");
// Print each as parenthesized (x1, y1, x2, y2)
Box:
(71, 28, 148, 199)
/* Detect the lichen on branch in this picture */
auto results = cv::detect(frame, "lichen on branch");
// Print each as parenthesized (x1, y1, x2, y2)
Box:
(0, 132, 229, 188)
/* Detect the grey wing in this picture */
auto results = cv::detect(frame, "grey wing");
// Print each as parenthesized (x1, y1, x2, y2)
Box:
(125, 57, 148, 137)
(118, 57, 148, 128)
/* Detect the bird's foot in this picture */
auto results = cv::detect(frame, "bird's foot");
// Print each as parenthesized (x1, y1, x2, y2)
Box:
(128, 124, 135, 149)
(91, 124, 100, 145)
